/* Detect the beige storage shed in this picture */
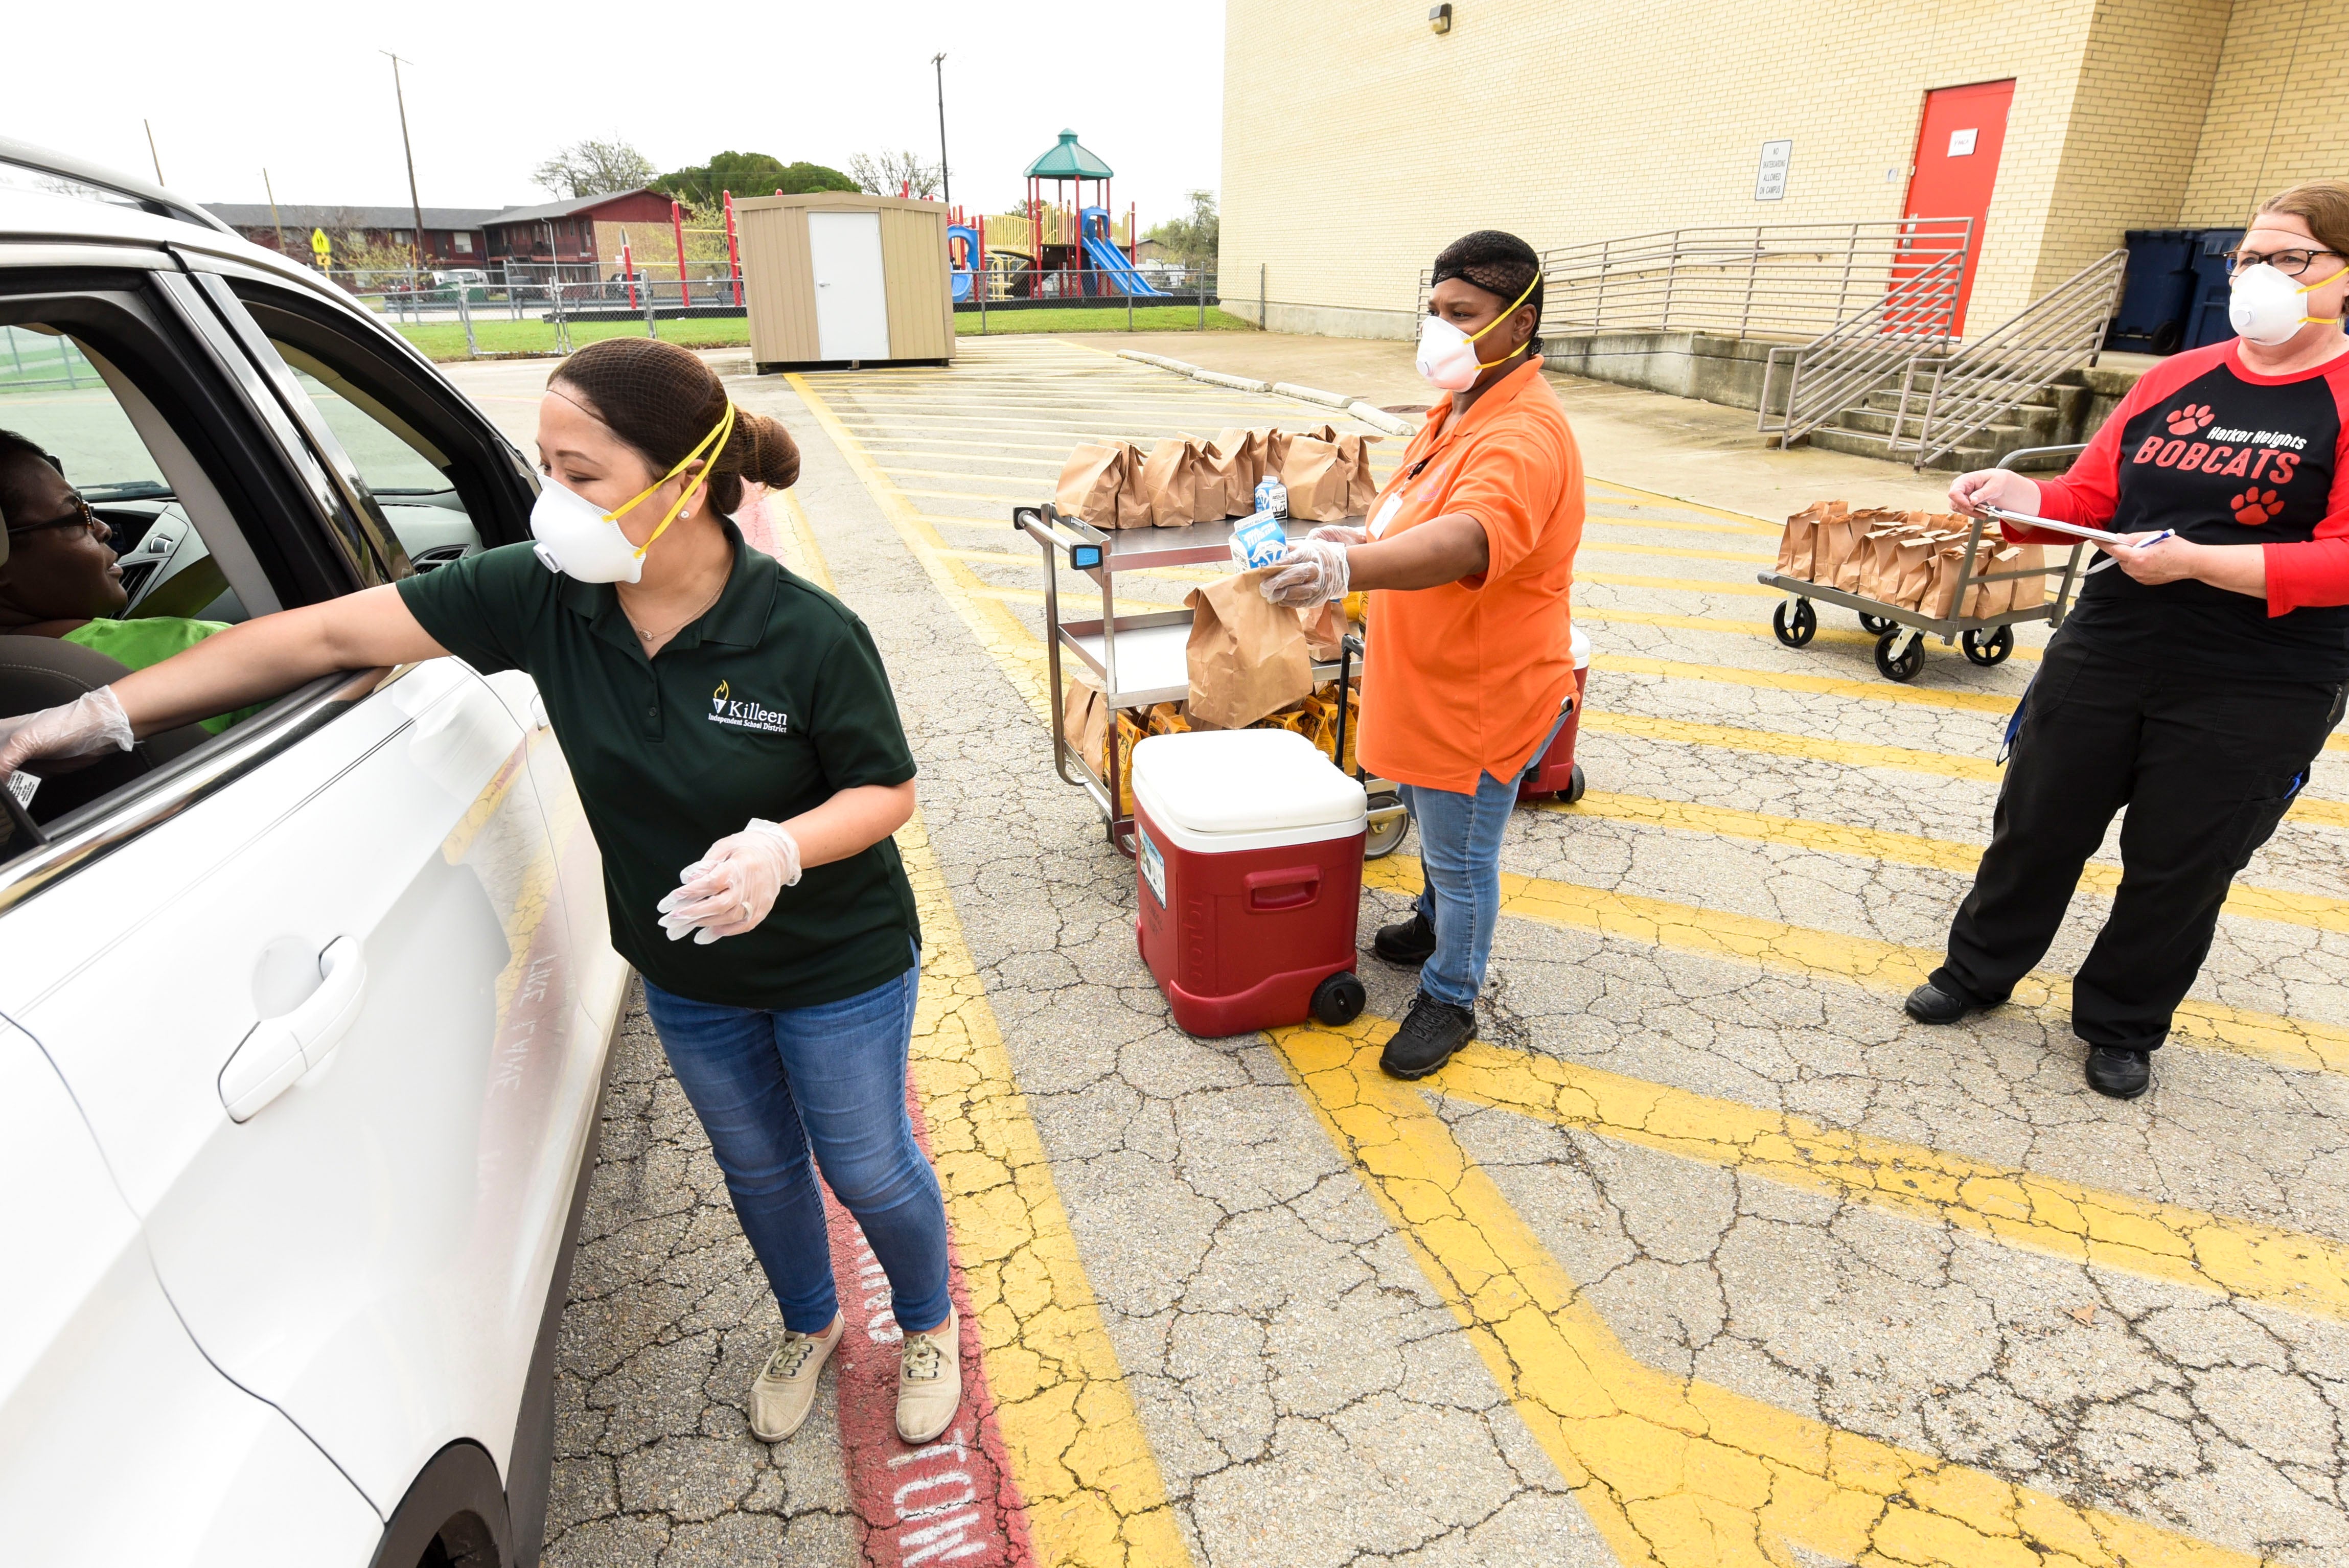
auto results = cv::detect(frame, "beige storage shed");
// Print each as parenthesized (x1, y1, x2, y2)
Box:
(736, 193, 955, 372)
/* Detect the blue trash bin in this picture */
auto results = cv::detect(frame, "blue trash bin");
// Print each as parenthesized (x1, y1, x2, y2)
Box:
(2182, 228, 2245, 350)
(2108, 228, 2198, 353)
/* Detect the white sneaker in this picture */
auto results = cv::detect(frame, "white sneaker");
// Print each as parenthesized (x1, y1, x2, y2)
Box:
(750, 1316, 842, 1442)
(895, 1308, 961, 1444)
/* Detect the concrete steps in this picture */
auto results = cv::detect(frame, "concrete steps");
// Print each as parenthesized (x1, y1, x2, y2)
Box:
(1804, 375, 2093, 471)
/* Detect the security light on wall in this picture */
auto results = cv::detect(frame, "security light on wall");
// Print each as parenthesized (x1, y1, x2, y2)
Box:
(1430, 4, 1453, 33)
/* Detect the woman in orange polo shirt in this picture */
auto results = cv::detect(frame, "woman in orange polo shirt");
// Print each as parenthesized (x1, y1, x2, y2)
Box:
(1261, 230, 1584, 1078)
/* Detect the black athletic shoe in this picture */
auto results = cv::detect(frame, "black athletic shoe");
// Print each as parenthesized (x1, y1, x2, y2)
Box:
(2085, 1046, 2152, 1100)
(1903, 973, 1997, 1025)
(1373, 910, 1437, 966)
(1380, 993, 1476, 1080)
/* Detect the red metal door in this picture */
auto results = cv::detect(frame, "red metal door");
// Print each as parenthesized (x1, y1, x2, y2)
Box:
(1903, 79, 2014, 334)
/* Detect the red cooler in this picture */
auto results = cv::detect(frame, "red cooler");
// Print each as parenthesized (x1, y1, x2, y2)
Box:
(1131, 729, 1368, 1036)
(1517, 624, 1592, 803)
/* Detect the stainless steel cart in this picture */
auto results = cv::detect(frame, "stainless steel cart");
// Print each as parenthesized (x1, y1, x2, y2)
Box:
(1014, 502, 1409, 858)
(1753, 444, 2092, 682)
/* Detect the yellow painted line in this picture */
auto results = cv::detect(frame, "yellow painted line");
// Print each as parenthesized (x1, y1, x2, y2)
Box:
(1438, 1030, 2349, 1324)
(1554, 790, 2349, 934)
(782, 443, 1190, 1566)
(900, 816, 1193, 1565)
(1365, 854, 2349, 1074)
(1272, 1019, 2271, 1568)
(1585, 510, 1786, 539)
(1586, 474, 1783, 532)
(877, 466, 1039, 488)
(970, 585, 1166, 616)
(774, 489, 836, 592)
(946, 547, 1225, 586)
(1580, 605, 2045, 663)
(1598, 651, 2022, 714)
(1582, 569, 1782, 598)
(897, 487, 1048, 509)
(1582, 540, 1776, 565)
(860, 441, 1074, 460)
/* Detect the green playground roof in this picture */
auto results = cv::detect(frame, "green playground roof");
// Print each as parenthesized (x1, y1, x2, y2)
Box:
(1024, 130, 1114, 180)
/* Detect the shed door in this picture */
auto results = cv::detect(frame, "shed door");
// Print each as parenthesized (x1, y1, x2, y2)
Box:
(809, 211, 891, 361)
(1902, 79, 2014, 334)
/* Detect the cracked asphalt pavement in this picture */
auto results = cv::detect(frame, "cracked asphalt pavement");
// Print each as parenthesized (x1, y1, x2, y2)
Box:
(446, 339, 2349, 1566)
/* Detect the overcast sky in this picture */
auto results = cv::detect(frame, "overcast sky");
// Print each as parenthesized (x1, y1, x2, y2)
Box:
(9, 2, 1225, 224)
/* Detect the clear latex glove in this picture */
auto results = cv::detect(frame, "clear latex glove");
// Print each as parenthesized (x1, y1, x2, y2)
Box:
(655, 818, 803, 945)
(1307, 524, 1368, 547)
(1259, 537, 1351, 609)
(0, 686, 133, 778)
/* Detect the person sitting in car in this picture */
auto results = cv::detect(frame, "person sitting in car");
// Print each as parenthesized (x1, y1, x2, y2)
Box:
(0, 429, 249, 733)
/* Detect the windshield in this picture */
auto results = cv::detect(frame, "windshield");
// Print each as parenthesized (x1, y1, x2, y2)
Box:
(0, 325, 171, 499)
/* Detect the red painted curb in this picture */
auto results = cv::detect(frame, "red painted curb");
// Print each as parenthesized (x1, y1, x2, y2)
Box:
(820, 1083, 1037, 1567)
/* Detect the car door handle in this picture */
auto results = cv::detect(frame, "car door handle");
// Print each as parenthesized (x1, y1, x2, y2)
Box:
(218, 937, 368, 1123)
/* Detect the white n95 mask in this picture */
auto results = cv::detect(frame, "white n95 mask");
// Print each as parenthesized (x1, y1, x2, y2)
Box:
(2228, 261, 2348, 347)
(530, 477, 648, 583)
(1415, 271, 1544, 391)
(528, 401, 739, 582)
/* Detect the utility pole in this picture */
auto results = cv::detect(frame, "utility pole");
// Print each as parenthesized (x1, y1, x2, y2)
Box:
(932, 53, 950, 209)
(143, 121, 165, 186)
(262, 167, 287, 259)
(382, 51, 427, 282)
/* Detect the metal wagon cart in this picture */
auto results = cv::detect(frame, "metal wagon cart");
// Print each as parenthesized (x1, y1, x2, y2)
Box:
(1014, 502, 1410, 859)
(1754, 445, 2092, 682)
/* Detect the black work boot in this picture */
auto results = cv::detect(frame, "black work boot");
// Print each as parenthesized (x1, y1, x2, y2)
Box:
(2085, 1046, 2152, 1100)
(1373, 909, 1437, 966)
(1380, 992, 1476, 1080)
(1904, 970, 1999, 1025)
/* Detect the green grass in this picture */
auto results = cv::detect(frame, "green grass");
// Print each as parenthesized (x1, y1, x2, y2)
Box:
(390, 305, 1253, 362)
(959, 306, 1253, 335)
(393, 317, 752, 361)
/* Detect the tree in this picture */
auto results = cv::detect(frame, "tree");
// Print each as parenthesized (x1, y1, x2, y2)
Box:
(656, 152, 858, 204)
(1144, 190, 1219, 273)
(532, 137, 658, 199)
(848, 150, 941, 200)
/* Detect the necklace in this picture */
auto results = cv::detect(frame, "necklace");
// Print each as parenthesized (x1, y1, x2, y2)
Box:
(621, 575, 725, 650)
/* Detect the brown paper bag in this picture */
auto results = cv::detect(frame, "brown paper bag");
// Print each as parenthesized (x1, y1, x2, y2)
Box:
(1191, 441, 1235, 522)
(1056, 441, 1148, 529)
(1813, 513, 1867, 590)
(1278, 433, 1352, 522)
(1337, 433, 1381, 516)
(1212, 428, 1266, 502)
(1184, 568, 1314, 729)
(1921, 543, 1972, 619)
(1299, 599, 1347, 662)
(1970, 546, 2020, 617)
(1857, 526, 1910, 602)
(1061, 664, 1107, 764)
(1891, 536, 1938, 610)
(2006, 542, 2047, 609)
(1140, 438, 1212, 527)
(1777, 501, 1838, 582)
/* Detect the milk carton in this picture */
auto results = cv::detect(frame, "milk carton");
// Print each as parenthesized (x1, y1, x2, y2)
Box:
(1254, 476, 1288, 519)
(1229, 510, 1289, 570)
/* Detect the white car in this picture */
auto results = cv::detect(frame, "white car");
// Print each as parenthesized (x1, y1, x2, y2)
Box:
(0, 140, 630, 1565)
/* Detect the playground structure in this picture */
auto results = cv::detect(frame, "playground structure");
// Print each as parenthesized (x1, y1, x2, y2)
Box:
(943, 129, 1163, 303)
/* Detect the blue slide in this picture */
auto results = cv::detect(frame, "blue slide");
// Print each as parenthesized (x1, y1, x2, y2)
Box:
(947, 224, 980, 302)
(1077, 206, 1163, 295)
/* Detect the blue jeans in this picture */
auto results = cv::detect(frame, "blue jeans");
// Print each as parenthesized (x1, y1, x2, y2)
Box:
(642, 949, 950, 1336)
(1400, 706, 1571, 1009)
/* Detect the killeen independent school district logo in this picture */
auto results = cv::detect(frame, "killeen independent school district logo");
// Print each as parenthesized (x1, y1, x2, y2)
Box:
(707, 678, 790, 735)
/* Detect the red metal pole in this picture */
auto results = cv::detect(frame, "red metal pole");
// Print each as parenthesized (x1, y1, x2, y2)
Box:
(672, 200, 690, 308)
(621, 231, 638, 310)
(724, 191, 742, 307)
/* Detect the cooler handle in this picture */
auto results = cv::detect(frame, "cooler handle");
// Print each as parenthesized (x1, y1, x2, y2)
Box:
(1246, 867, 1322, 911)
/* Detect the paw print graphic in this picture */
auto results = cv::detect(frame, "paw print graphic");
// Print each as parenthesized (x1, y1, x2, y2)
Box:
(2231, 488, 2282, 525)
(2167, 403, 2214, 435)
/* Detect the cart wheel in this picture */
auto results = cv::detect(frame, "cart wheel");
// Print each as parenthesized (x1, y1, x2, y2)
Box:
(1962, 626, 2015, 667)
(1874, 629, 1925, 682)
(1364, 792, 1408, 860)
(1858, 612, 1896, 634)
(1771, 599, 1817, 648)
(1311, 971, 1367, 1027)
(1563, 763, 1587, 804)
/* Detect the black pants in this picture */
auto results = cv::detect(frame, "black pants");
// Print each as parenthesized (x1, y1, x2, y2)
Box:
(1937, 634, 2345, 1052)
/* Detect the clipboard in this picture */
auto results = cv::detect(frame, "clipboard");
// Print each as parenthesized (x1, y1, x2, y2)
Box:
(1976, 505, 2147, 549)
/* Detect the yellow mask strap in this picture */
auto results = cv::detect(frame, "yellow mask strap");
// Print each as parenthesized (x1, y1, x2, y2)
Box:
(1463, 270, 1544, 367)
(2299, 261, 2349, 295)
(604, 403, 737, 560)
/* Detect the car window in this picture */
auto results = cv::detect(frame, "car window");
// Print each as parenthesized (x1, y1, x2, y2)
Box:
(0, 325, 169, 499)
(271, 348, 480, 574)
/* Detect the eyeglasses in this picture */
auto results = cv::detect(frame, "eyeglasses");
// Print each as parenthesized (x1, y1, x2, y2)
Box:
(3, 494, 107, 542)
(2223, 246, 2345, 277)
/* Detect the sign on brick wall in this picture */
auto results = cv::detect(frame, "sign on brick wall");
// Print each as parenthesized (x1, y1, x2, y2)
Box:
(1755, 140, 1792, 200)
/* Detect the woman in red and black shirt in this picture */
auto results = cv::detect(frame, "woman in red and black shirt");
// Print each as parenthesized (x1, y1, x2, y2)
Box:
(1911, 180, 2349, 1099)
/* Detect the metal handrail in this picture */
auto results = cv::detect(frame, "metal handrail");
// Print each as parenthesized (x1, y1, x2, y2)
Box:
(1757, 244, 1969, 446)
(1889, 249, 2127, 469)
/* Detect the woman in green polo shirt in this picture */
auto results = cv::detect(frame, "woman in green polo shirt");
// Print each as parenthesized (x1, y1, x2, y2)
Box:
(0, 338, 963, 1451)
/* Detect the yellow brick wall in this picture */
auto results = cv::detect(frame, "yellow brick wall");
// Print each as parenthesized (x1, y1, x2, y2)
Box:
(2181, 0, 2349, 224)
(1220, 0, 2255, 339)
(2034, 0, 2230, 293)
